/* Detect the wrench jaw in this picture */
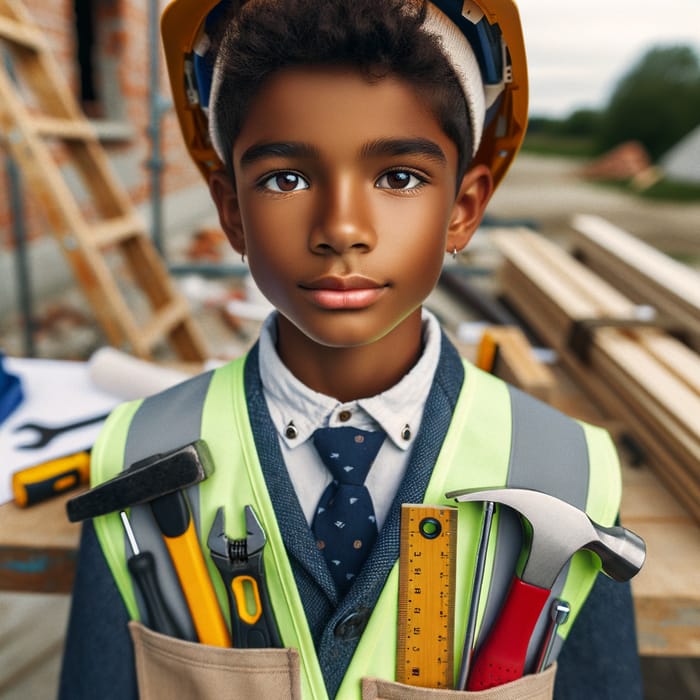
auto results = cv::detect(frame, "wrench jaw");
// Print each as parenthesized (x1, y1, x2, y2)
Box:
(207, 506, 231, 563)
(244, 505, 267, 556)
(206, 505, 282, 649)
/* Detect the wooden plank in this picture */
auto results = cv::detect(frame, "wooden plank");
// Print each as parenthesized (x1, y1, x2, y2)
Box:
(636, 330, 700, 395)
(572, 214, 700, 311)
(620, 463, 700, 657)
(594, 330, 700, 448)
(138, 299, 191, 353)
(571, 214, 700, 348)
(477, 325, 556, 402)
(563, 344, 700, 522)
(591, 340, 700, 484)
(491, 230, 597, 320)
(63, 138, 134, 219)
(492, 229, 700, 523)
(166, 317, 212, 363)
(0, 0, 47, 53)
(28, 115, 97, 141)
(523, 228, 637, 317)
(90, 216, 144, 249)
(0, 14, 43, 50)
(0, 491, 82, 594)
(123, 235, 182, 308)
(0, 546, 77, 593)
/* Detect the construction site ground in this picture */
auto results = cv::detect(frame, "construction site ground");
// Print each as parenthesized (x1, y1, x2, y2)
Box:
(1, 154, 699, 698)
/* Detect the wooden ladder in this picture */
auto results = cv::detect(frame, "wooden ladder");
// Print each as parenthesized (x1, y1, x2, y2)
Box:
(0, 0, 208, 361)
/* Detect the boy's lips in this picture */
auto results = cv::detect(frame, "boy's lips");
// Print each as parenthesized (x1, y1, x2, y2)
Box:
(300, 275, 387, 310)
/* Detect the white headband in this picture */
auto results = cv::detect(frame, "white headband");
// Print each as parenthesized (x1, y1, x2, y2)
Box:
(422, 2, 486, 155)
(208, 1, 488, 161)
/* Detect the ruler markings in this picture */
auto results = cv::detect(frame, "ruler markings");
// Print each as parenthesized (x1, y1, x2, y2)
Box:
(396, 504, 457, 688)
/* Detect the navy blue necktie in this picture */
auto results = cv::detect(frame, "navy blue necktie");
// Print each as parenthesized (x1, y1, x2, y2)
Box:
(312, 426, 385, 595)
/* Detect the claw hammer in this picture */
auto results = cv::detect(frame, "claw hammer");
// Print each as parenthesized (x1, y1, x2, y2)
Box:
(448, 487, 646, 691)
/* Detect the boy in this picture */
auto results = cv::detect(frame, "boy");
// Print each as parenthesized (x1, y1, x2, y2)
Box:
(59, 1, 642, 698)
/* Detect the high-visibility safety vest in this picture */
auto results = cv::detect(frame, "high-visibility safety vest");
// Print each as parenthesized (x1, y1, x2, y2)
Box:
(91, 353, 621, 699)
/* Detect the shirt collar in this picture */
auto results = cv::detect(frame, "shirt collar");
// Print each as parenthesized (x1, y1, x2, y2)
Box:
(258, 309, 442, 451)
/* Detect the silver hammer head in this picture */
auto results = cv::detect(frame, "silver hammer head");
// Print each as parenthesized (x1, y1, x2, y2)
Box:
(447, 487, 646, 589)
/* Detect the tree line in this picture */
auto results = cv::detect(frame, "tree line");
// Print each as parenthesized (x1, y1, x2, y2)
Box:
(527, 45, 700, 161)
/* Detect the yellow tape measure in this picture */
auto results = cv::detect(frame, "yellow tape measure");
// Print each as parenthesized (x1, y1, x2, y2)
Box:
(397, 504, 457, 688)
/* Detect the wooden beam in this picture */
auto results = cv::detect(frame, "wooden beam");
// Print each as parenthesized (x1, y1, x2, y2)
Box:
(571, 214, 700, 349)
(491, 228, 700, 523)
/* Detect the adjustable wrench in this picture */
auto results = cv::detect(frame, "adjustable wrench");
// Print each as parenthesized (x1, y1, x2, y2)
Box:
(207, 505, 282, 648)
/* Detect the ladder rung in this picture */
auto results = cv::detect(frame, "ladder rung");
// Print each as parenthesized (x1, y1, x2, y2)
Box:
(0, 0, 206, 362)
(29, 115, 97, 141)
(0, 15, 44, 50)
(139, 299, 191, 351)
(91, 216, 144, 248)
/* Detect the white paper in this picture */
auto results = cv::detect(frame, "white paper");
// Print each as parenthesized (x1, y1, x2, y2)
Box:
(0, 357, 122, 505)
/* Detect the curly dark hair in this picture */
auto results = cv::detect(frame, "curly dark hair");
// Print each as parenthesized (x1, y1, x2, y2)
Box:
(209, 0, 472, 183)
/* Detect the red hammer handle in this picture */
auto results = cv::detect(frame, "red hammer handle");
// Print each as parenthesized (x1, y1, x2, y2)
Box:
(467, 575, 551, 691)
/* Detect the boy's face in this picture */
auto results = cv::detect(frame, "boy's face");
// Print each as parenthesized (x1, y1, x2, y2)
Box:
(211, 66, 491, 355)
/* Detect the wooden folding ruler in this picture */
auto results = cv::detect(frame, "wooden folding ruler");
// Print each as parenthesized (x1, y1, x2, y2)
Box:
(397, 504, 457, 689)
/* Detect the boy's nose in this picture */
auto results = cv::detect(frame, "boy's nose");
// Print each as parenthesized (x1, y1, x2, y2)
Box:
(309, 179, 376, 254)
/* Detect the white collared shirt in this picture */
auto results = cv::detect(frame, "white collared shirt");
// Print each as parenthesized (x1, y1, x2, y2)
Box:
(258, 308, 442, 528)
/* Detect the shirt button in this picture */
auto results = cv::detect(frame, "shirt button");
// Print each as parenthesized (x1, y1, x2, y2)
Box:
(334, 608, 370, 640)
(338, 410, 352, 422)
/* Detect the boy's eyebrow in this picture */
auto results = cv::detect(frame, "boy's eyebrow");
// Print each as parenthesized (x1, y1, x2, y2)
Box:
(238, 138, 447, 169)
(359, 138, 447, 164)
(239, 141, 319, 167)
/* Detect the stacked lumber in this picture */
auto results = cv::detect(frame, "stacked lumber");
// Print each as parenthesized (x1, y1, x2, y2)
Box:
(620, 459, 700, 656)
(490, 228, 700, 523)
(570, 214, 700, 350)
(475, 326, 556, 403)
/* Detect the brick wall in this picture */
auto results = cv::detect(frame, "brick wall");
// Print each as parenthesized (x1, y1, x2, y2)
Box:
(0, 0, 204, 250)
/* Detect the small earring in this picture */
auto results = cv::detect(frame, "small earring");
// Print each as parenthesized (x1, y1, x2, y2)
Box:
(241, 252, 246, 263)
(452, 247, 458, 260)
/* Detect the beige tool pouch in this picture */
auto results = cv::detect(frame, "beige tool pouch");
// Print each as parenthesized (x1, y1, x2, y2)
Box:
(129, 621, 554, 700)
(129, 622, 302, 699)
(361, 664, 556, 700)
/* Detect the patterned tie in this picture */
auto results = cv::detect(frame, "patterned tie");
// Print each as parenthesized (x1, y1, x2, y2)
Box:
(312, 426, 385, 595)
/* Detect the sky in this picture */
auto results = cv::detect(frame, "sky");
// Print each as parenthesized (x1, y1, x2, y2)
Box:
(517, 0, 700, 117)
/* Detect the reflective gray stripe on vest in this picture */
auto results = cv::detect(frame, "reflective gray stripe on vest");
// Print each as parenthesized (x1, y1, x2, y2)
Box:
(115, 371, 592, 667)
(122, 371, 214, 640)
(475, 385, 589, 672)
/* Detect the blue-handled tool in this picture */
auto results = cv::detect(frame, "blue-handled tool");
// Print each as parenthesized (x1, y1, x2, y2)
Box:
(0, 353, 23, 427)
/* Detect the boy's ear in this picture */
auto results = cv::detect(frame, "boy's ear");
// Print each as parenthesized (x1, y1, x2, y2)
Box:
(208, 171, 246, 255)
(446, 164, 494, 254)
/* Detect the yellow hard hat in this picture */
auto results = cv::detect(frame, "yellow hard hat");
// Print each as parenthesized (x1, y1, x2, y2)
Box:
(161, 0, 528, 189)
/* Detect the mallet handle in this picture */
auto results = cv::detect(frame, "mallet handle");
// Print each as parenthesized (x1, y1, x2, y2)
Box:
(152, 491, 231, 647)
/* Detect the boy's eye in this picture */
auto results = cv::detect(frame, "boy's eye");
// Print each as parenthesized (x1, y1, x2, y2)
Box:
(376, 170, 425, 190)
(260, 172, 309, 192)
